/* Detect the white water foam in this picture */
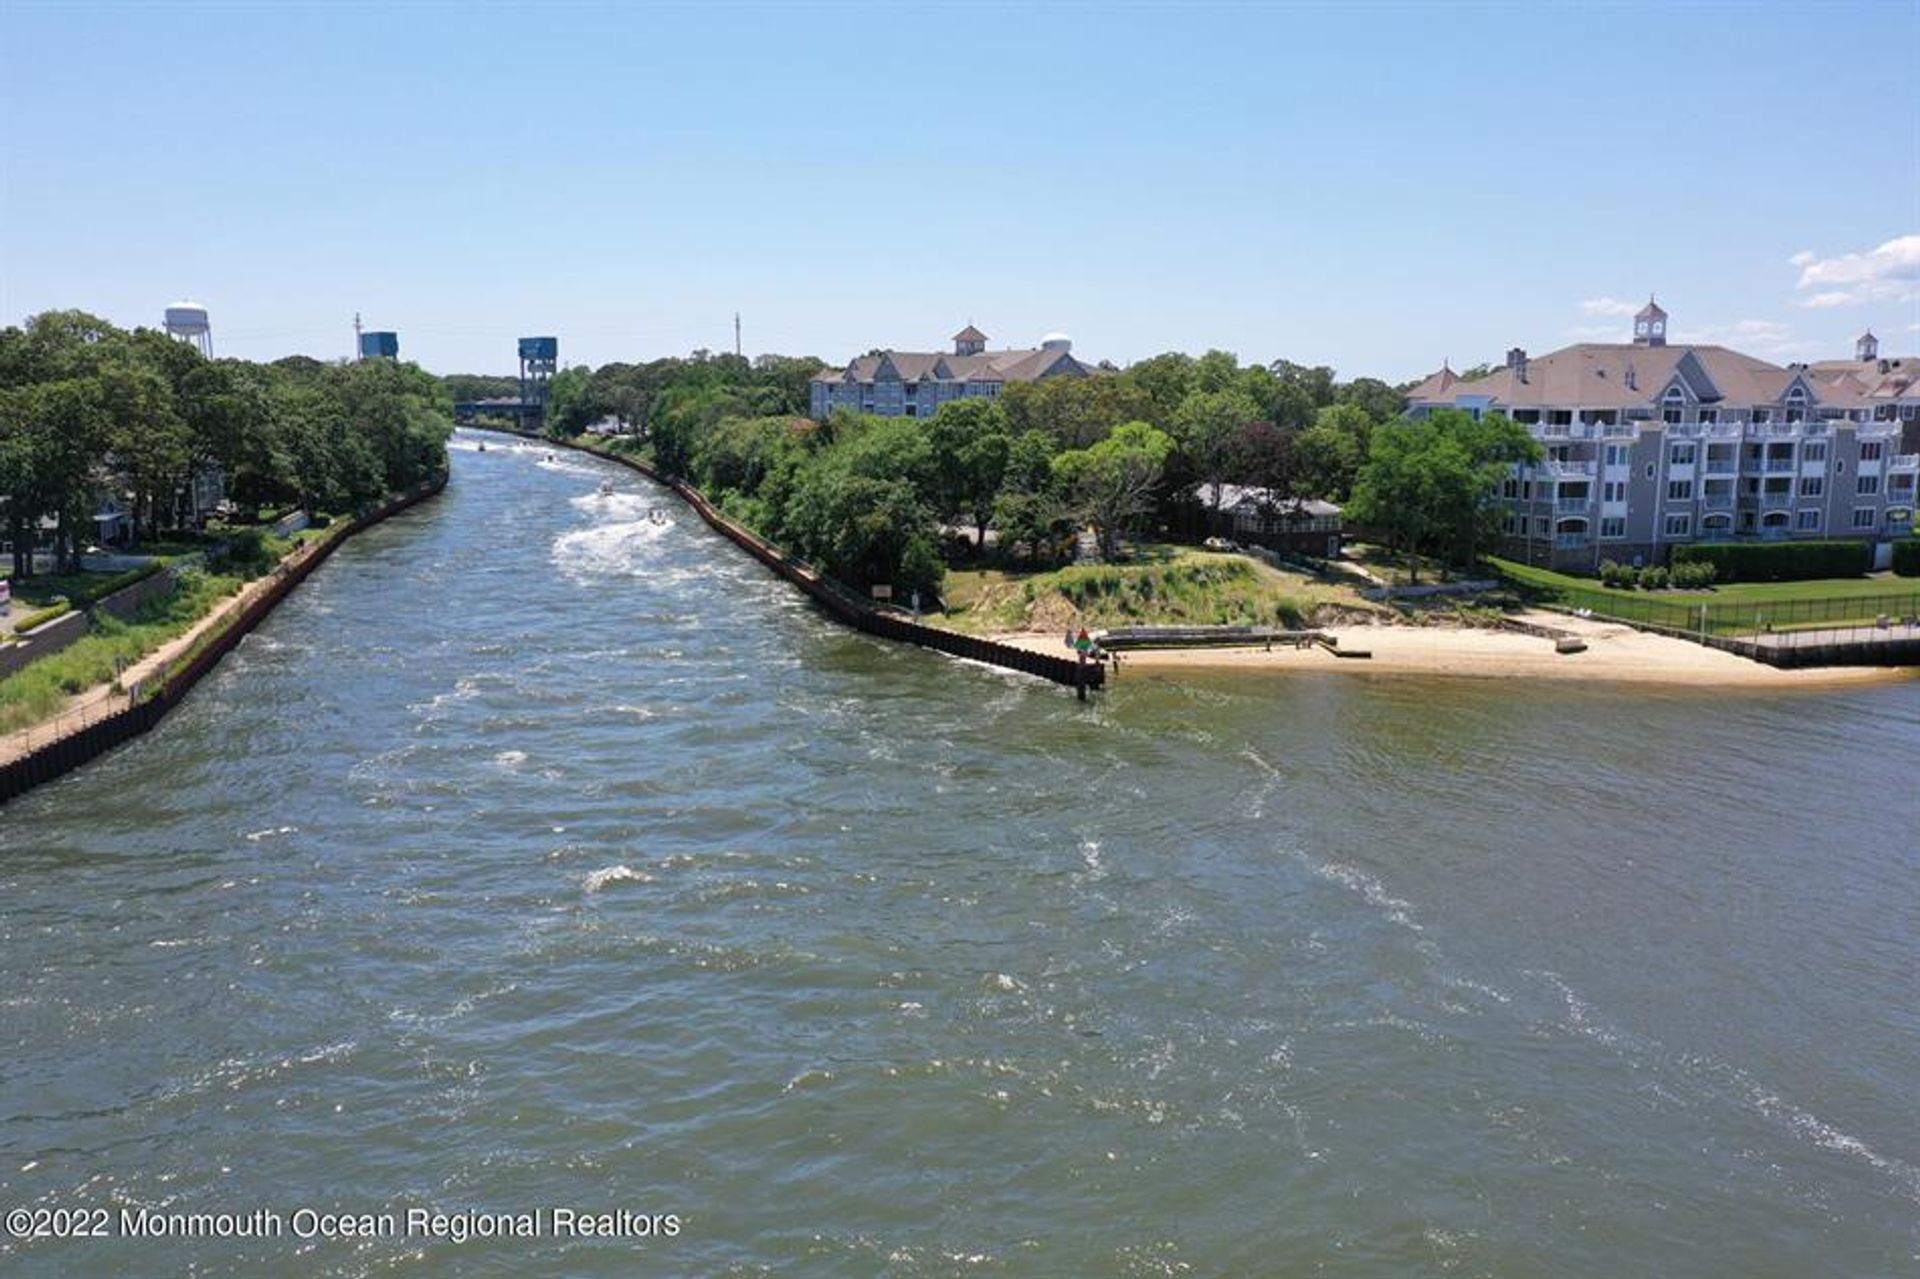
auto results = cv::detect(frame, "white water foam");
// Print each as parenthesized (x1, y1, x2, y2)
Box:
(583, 865, 654, 893)
(552, 517, 674, 581)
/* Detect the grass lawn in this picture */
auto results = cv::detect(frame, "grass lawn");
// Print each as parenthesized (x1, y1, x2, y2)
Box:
(1488, 556, 1919, 635)
(0, 569, 247, 734)
(1488, 556, 1915, 606)
(939, 543, 1379, 635)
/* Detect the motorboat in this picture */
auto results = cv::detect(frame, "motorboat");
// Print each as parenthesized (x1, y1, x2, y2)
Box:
(599, 479, 615, 497)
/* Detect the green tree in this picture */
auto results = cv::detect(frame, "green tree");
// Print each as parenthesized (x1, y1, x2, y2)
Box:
(1172, 390, 1262, 529)
(1346, 410, 1538, 581)
(1295, 403, 1375, 501)
(926, 398, 1012, 550)
(1052, 421, 1176, 559)
(1001, 375, 1151, 449)
(1334, 376, 1404, 424)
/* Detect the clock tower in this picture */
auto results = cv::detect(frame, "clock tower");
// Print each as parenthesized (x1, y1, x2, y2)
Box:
(1633, 297, 1667, 348)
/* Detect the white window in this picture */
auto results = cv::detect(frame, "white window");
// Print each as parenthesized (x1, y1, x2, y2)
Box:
(1603, 480, 1627, 503)
(1664, 513, 1691, 537)
(1600, 516, 1626, 539)
(1858, 474, 1881, 495)
(1605, 444, 1630, 467)
(1667, 480, 1693, 501)
(1852, 507, 1876, 529)
(1799, 476, 1824, 498)
(1803, 441, 1827, 463)
(1753, 409, 1772, 424)
(1860, 441, 1884, 462)
(1698, 409, 1717, 424)
(1670, 443, 1696, 465)
(1796, 509, 1822, 530)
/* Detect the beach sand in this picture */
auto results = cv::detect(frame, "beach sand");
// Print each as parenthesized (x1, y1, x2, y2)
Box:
(991, 611, 1916, 690)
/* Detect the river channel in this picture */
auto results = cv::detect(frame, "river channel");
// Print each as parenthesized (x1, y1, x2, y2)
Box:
(3, 433, 1916, 1276)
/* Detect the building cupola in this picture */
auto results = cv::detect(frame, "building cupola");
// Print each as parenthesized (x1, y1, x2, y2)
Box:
(953, 324, 988, 357)
(1633, 296, 1667, 347)
(1856, 329, 1878, 362)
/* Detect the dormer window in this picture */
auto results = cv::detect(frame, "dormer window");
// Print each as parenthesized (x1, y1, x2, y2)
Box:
(1662, 386, 1686, 424)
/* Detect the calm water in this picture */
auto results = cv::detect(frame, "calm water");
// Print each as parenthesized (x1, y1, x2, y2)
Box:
(3, 435, 1917, 1277)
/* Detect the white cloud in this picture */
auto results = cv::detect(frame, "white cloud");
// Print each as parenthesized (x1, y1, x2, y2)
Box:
(1790, 233, 1920, 307)
(1579, 296, 1640, 317)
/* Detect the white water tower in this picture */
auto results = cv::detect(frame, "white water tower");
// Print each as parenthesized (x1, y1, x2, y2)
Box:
(164, 300, 212, 357)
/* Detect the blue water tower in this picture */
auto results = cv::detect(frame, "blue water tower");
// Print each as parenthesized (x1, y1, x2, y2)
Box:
(359, 331, 400, 360)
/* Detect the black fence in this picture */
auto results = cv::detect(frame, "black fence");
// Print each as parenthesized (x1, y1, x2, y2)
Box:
(1544, 584, 1920, 638)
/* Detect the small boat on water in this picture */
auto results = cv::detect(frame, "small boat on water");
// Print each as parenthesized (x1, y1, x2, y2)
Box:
(477, 442, 487, 452)
(650, 510, 668, 526)
(599, 479, 615, 497)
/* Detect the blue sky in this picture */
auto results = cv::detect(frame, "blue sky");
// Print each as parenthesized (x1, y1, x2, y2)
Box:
(2, 1, 1915, 382)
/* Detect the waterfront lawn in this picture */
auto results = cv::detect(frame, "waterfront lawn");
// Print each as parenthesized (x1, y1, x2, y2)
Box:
(940, 544, 1372, 635)
(1488, 556, 1911, 607)
(0, 570, 246, 734)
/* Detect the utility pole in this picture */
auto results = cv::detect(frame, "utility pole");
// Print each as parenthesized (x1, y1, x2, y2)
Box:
(734, 312, 742, 360)
(353, 311, 363, 362)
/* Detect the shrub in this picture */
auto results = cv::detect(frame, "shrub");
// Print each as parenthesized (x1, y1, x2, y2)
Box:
(1640, 565, 1669, 590)
(1668, 560, 1717, 589)
(13, 602, 73, 633)
(211, 527, 272, 575)
(1893, 539, 1920, 577)
(1672, 539, 1868, 582)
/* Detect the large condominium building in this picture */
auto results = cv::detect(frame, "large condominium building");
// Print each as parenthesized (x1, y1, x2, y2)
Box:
(1404, 301, 1920, 571)
(809, 325, 1093, 420)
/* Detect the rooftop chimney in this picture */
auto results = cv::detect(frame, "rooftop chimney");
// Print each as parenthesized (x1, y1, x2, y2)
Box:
(1506, 347, 1528, 382)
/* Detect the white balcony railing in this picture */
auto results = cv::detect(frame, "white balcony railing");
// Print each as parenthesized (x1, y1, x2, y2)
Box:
(1555, 498, 1592, 513)
(1764, 458, 1797, 472)
(1703, 494, 1736, 510)
(1890, 454, 1920, 471)
(1553, 534, 1591, 549)
(1761, 492, 1793, 508)
(1538, 459, 1597, 477)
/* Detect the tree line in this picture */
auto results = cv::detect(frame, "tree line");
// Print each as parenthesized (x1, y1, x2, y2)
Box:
(0, 310, 453, 578)
(510, 345, 1535, 597)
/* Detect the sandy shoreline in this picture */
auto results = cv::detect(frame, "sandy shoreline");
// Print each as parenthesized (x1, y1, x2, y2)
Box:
(988, 611, 1916, 690)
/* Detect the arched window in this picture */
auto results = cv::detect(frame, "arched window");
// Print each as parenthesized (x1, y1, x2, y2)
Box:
(1663, 385, 1687, 425)
(1761, 510, 1790, 528)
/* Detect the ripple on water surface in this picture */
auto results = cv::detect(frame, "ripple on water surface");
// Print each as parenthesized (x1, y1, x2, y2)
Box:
(1, 440, 1917, 1278)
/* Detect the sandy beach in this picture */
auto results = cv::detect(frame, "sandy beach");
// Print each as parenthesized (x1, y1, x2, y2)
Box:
(991, 611, 1917, 690)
